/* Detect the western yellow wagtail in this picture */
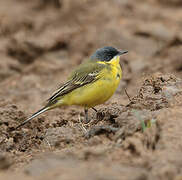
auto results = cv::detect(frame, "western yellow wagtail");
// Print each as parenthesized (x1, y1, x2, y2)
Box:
(15, 46, 128, 129)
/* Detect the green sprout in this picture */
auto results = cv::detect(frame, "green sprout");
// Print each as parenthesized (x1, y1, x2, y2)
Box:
(131, 109, 156, 132)
(141, 118, 156, 132)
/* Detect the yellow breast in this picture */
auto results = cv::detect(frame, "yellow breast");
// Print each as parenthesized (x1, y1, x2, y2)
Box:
(62, 56, 122, 108)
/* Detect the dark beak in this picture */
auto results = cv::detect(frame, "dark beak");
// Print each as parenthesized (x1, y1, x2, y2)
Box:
(118, 50, 128, 55)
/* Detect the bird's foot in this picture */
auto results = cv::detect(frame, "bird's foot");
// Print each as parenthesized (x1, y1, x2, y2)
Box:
(78, 114, 88, 134)
(92, 107, 97, 112)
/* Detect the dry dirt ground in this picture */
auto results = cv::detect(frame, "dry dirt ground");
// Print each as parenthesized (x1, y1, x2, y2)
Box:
(0, 0, 182, 179)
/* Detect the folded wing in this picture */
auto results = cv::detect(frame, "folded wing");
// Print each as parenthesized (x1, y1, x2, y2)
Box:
(47, 62, 106, 105)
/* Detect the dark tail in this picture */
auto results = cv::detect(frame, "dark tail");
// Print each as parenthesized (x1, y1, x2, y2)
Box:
(15, 106, 49, 129)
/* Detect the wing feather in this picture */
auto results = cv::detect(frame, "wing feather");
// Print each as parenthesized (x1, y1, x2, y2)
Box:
(47, 62, 105, 104)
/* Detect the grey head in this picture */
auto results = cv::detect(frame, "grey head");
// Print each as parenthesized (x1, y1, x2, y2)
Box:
(90, 46, 128, 62)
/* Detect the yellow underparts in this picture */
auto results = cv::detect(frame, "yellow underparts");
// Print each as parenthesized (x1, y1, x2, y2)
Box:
(57, 56, 122, 108)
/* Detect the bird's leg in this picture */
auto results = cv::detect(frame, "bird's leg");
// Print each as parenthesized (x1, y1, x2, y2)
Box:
(78, 114, 87, 133)
(92, 107, 97, 112)
(84, 108, 90, 124)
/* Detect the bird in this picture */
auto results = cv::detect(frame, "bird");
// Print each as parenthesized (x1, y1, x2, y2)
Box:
(15, 46, 128, 129)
